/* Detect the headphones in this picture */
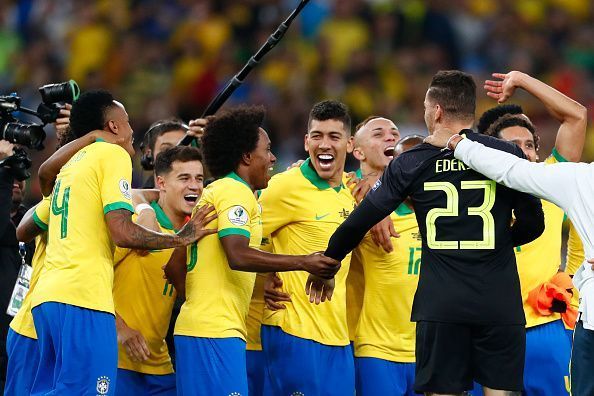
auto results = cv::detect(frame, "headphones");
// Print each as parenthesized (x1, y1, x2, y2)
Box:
(140, 120, 189, 171)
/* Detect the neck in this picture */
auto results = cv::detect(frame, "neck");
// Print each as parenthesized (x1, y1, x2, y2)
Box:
(359, 161, 383, 184)
(435, 120, 473, 135)
(326, 172, 343, 188)
(235, 168, 256, 192)
(158, 195, 186, 230)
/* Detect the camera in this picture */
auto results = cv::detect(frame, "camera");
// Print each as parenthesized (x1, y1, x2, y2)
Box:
(0, 80, 80, 180)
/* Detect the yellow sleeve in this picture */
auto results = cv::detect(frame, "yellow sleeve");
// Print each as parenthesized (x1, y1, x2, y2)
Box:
(216, 184, 257, 239)
(258, 174, 293, 236)
(99, 144, 134, 214)
(32, 196, 51, 231)
(566, 221, 584, 275)
(544, 147, 568, 165)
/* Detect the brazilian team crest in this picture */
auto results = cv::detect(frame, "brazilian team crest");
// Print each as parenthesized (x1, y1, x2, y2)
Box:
(96, 376, 110, 395)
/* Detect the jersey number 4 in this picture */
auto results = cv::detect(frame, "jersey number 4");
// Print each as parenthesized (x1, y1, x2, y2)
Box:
(424, 180, 496, 250)
(51, 180, 71, 239)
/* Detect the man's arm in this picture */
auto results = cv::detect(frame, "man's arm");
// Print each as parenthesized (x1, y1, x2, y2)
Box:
(105, 205, 217, 250)
(16, 204, 46, 242)
(220, 235, 340, 279)
(485, 71, 587, 161)
(510, 193, 545, 246)
(163, 247, 187, 299)
(39, 131, 125, 196)
(452, 138, 578, 211)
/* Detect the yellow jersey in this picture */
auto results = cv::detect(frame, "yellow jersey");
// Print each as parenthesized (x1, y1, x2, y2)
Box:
(246, 273, 266, 351)
(113, 201, 177, 375)
(260, 159, 356, 346)
(32, 141, 134, 314)
(516, 150, 567, 328)
(175, 172, 262, 340)
(354, 204, 421, 362)
(10, 197, 51, 339)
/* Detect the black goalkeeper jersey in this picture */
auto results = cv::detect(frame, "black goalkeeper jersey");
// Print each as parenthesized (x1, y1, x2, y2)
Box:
(326, 131, 544, 325)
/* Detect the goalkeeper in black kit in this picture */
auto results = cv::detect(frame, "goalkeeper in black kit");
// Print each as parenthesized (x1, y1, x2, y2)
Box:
(313, 71, 545, 396)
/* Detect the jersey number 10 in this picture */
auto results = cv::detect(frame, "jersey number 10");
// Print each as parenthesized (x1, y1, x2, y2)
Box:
(51, 180, 70, 239)
(424, 180, 496, 250)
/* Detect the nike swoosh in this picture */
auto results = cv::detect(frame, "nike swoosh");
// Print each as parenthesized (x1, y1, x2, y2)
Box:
(315, 213, 330, 220)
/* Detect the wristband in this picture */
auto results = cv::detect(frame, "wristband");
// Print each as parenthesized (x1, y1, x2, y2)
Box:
(135, 203, 154, 215)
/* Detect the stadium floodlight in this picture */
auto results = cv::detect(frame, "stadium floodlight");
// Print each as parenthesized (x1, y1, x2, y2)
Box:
(178, 0, 310, 146)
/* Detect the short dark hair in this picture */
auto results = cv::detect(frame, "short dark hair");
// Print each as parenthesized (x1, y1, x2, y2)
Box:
(144, 118, 188, 152)
(477, 104, 524, 134)
(308, 100, 351, 134)
(485, 113, 539, 150)
(355, 115, 381, 131)
(69, 90, 117, 139)
(154, 146, 203, 176)
(427, 70, 476, 121)
(201, 105, 265, 178)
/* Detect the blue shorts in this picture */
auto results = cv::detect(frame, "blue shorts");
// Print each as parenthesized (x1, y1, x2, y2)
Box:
(31, 302, 118, 396)
(471, 320, 571, 396)
(5, 328, 39, 396)
(355, 357, 415, 396)
(247, 350, 268, 396)
(174, 335, 247, 396)
(116, 368, 175, 396)
(261, 325, 354, 396)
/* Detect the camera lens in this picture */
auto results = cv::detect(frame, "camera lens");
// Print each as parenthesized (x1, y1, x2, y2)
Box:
(38, 80, 80, 104)
(1, 122, 46, 150)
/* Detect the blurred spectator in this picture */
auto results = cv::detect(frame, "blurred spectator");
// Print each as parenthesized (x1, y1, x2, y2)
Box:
(0, 0, 592, 204)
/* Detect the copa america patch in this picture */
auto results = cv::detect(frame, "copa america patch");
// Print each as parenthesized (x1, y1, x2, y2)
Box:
(96, 376, 110, 395)
(371, 179, 382, 191)
(228, 205, 249, 226)
(119, 179, 131, 200)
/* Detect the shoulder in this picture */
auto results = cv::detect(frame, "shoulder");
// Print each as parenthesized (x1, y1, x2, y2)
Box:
(465, 131, 525, 159)
(210, 178, 256, 207)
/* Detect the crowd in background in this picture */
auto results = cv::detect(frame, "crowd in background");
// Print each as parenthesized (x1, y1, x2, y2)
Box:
(1, 0, 593, 202)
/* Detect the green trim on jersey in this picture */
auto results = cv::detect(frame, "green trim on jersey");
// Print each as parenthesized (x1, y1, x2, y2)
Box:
(218, 228, 250, 239)
(103, 201, 134, 214)
(150, 201, 176, 231)
(551, 147, 568, 163)
(224, 172, 251, 189)
(300, 158, 344, 192)
(32, 211, 48, 231)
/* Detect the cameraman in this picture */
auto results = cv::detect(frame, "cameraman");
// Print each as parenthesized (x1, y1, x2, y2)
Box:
(0, 139, 19, 391)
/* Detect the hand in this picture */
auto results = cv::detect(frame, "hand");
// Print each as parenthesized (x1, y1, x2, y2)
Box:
(305, 275, 335, 304)
(346, 171, 373, 203)
(423, 128, 457, 148)
(131, 189, 160, 207)
(187, 118, 208, 139)
(117, 322, 150, 362)
(300, 252, 341, 278)
(0, 140, 15, 160)
(286, 159, 305, 170)
(484, 71, 523, 104)
(177, 204, 218, 245)
(264, 273, 291, 310)
(53, 103, 71, 137)
(370, 216, 400, 253)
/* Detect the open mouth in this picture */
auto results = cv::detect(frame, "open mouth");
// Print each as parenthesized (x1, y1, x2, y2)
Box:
(184, 194, 198, 205)
(317, 153, 335, 171)
(384, 146, 395, 159)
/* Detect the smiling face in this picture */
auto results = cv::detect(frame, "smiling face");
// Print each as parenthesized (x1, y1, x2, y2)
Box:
(353, 117, 400, 170)
(305, 118, 352, 182)
(156, 160, 204, 216)
(247, 128, 277, 190)
(499, 126, 538, 162)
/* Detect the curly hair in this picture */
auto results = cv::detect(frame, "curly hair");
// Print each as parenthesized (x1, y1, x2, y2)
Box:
(477, 104, 524, 134)
(485, 113, 540, 150)
(69, 90, 117, 140)
(201, 105, 265, 178)
(308, 100, 351, 133)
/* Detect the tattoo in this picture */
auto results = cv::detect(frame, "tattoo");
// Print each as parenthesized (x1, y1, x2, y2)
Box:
(106, 209, 181, 250)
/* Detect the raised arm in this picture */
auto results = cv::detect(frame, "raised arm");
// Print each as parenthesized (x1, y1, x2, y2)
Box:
(485, 71, 587, 161)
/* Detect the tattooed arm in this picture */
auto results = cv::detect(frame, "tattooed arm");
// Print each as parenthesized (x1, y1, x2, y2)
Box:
(105, 205, 217, 250)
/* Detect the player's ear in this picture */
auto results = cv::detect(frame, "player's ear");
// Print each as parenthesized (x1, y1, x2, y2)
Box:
(434, 104, 443, 123)
(352, 146, 364, 161)
(241, 151, 252, 166)
(304, 133, 310, 152)
(346, 136, 354, 154)
(106, 119, 118, 134)
(155, 175, 166, 190)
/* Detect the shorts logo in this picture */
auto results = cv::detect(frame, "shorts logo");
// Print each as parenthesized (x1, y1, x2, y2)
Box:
(119, 179, 131, 200)
(96, 376, 110, 395)
(228, 393, 242, 396)
(372, 179, 382, 191)
(291, 392, 305, 396)
(228, 206, 249, 226)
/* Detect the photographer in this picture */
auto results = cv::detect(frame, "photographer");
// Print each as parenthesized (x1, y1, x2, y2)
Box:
(0, 139, 19, 391)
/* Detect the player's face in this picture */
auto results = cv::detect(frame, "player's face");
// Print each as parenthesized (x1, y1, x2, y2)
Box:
(107, 101, 135, 156)
(355, 118, 399, 169)
(305, 119, 351, 181)
(249, 128, 276, 190)
(157, 160, 204, 216)
(153, 130, 186, 160)
(499, 126, 537, 162)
